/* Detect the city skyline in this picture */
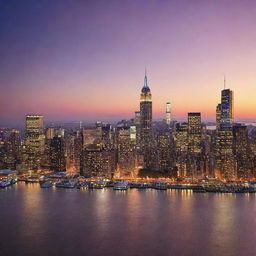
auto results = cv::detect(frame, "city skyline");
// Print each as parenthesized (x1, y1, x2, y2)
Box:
(1, 82, 254, 181)
(2, 0, 256, 126)
(1, 79, 255, 127)
(1, 79, 255, 181)
(2, 2, 256, 256)
(1, 73, 254, 127)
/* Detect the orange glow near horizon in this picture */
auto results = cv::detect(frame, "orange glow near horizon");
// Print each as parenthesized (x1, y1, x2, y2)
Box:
(3, 83, 256, 124)
(2, 0, 256, 125)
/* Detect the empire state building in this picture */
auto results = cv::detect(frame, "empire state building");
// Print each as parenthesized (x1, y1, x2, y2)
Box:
(139, 72, 153, 169)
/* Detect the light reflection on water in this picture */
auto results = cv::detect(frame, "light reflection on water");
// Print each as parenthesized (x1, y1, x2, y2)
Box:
(1, 184, 256, 256)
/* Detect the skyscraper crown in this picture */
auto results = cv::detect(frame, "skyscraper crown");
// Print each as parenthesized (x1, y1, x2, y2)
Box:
(141, 72, 150, 93)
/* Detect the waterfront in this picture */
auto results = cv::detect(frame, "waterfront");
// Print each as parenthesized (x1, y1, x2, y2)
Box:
(1, 184, 256, 256)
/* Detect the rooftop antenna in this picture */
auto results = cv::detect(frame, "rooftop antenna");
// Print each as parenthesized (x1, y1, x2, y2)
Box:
(144, 67, 148, 87)
(224, 74, 226, 89)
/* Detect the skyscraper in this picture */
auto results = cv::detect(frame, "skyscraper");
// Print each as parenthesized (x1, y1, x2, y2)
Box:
(175, 123, 188, 177)
(3, 129, 21, 170)
(187, 113, 203, 177)
(157, 134, 171, 171)
(216, 88, 236, 180)
(50, 135, 66, 172)
(139, 72, 153, 169)
(46, 127, 55, 140)
(188, 112, 202, 154)
(117, 127, 136, 177)
(216, 104, 222, 131)
(80, 145, 115, 178)
(233, 124, 251, 179)
(220, 89, 234, 130)
(134, 111, 141, 149)
(175, 123, 188, 153)
(166, 102, 171, 125)
(102, 124, 113, 150)
(25, 115, 45, 171)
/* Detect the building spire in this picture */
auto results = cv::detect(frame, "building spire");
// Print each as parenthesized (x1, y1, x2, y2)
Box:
(144, 68, 148, 88)
(224, 74, 226, 90)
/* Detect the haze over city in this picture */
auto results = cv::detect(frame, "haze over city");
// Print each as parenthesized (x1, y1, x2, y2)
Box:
(2, 0, 256, 126)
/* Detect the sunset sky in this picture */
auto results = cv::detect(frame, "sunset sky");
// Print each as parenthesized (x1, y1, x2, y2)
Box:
(1, 0, 256, 126)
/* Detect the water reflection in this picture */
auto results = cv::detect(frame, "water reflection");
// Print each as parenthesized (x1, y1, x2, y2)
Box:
(2, 184, 256, 256)
(93, 189, 111, 233)
(15, 183, 47, 253)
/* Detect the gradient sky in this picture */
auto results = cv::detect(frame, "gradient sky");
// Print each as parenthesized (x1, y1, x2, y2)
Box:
(1, 0, 256, 126)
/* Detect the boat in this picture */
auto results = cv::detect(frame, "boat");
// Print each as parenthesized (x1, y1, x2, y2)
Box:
(105, 181, 115, 187)
(138, 182, 151, 189)
(18, 176, 27, 182)
(76, 181, 87, 189)
(130, 182, 151, 189)
(0, 179, 12, 188)
(192, 185, 206, 193)
(129, 182, 139, 188)
(56, 180, 77, 188)
(94, 180, 106, 188)
(10, 178, 18, 184)
(113, 180, 129, 190)
(88, 180, 106, 189)
(153, 181, 168, 190)
(40, 180, 53, 188)
(88, 182, 95, 189)
(25, 176, 40, 183)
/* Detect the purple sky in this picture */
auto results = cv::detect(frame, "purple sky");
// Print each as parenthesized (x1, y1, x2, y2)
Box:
(1, 0, 256, 126)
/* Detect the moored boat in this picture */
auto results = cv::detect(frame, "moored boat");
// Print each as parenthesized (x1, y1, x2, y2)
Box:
(153, 181, 168, 190)
(113, 180, 129, 190)
(40, 180, 53, 188)
(76, 181, 87, 189)
(10, 178, 18, 184)
(0, 179, 12, 188)
(26, 176, 40, 183)
(56, 180, 77, 188)
(88, 180, 106, 189)
(138, 182, 151, 189)
(192, 185, 206, 193)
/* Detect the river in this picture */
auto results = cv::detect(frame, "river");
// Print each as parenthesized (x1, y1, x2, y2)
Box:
(1, 183, 256, 256)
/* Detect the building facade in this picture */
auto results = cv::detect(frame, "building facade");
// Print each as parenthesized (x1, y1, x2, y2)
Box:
(139, 73, 153, 169)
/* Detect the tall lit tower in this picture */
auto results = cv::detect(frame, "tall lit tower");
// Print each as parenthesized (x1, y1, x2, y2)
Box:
(50, 135, 66, 172)
(25, 115, 45, 171)
(140, 71, 152, 168)
(216, 83, 236, 180)
(25, 115, 44, 153)
(188, 112, 202, 154)
(166, 102, 171, 125)
(220, 89, 234, 130)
